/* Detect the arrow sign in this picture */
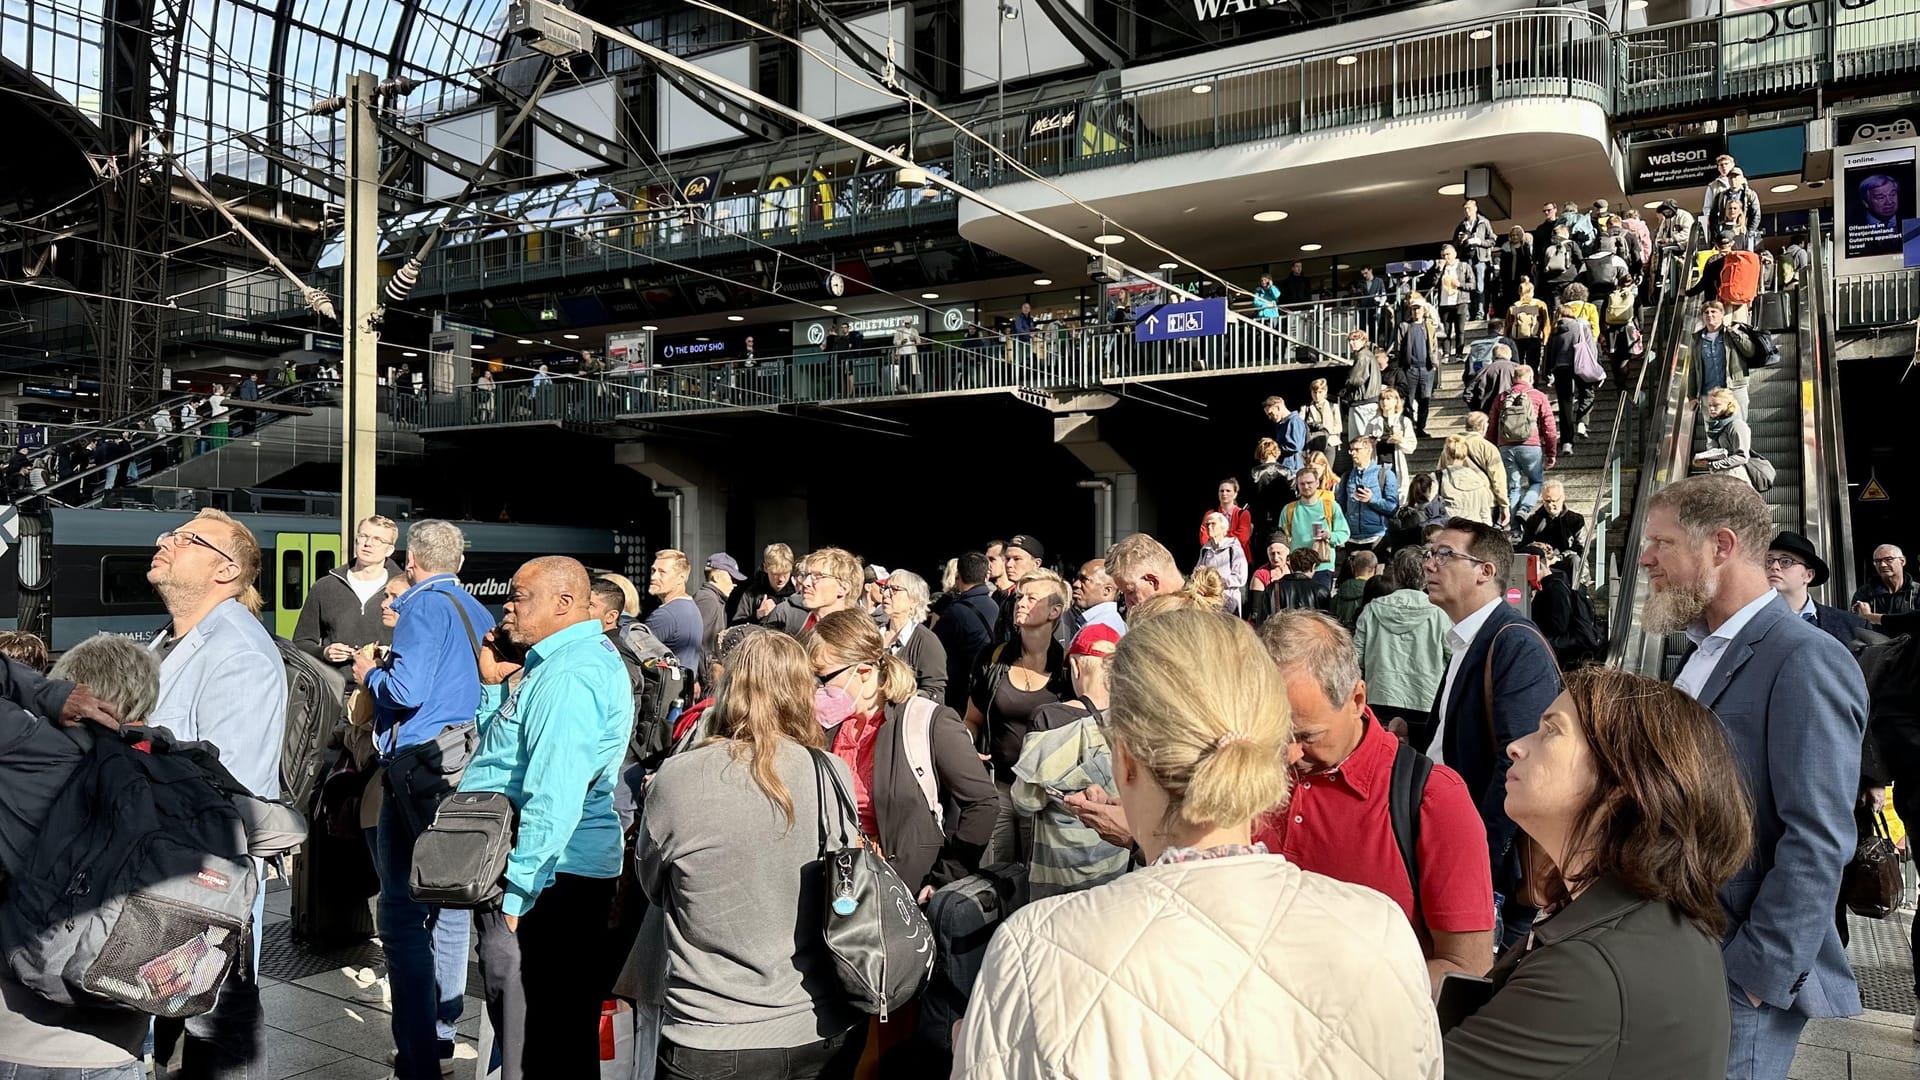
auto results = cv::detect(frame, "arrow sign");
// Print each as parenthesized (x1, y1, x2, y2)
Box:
(1134, 298, 1228, 343)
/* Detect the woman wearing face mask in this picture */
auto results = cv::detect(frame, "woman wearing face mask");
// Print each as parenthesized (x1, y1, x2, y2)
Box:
(1443, 669, 1751, 1078)
(635, 631, 870, 1079)
(806, 609, 995, 900)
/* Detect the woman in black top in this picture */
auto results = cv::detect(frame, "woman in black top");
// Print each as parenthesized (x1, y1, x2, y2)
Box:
(965, 569, 1072, 864)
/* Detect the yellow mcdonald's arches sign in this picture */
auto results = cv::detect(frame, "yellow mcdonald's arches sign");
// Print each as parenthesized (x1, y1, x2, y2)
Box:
(761, 170, 836, 227)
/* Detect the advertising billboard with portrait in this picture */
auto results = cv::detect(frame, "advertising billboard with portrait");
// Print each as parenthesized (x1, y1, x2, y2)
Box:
(1841, 146, 1915, 260)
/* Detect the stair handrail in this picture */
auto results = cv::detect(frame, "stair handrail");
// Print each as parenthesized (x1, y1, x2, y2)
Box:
(1800, 209, 1855, 605)
(1604, 232, 1708, 675)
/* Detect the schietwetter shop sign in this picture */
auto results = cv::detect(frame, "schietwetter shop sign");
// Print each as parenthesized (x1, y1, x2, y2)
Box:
(794, 304, 976, 348)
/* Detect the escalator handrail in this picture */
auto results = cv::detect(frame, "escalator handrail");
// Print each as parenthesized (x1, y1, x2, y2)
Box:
(1799, 209, 1854, 606)
(1604, 234, 1708, 674)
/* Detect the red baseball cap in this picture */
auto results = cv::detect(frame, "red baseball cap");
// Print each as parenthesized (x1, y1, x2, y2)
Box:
(1068, 623, 1122, 659)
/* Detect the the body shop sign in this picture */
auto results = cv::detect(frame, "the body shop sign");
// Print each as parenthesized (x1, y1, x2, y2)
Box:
(1627, 135, 1728, 194)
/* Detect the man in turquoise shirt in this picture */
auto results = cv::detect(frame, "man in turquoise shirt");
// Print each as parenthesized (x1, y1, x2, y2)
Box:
(459, 556, 632, 1080)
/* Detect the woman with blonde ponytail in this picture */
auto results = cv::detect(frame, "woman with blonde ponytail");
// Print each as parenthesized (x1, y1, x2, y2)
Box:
(804, 610, 997, 898)
(954, 609, 1442, 1080)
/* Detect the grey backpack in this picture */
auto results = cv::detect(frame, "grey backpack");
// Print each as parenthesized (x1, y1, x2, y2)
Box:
(0, 725, 259, 1018)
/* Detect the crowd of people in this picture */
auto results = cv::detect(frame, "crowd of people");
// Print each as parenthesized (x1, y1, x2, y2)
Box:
(0, 470, 1905, 1080)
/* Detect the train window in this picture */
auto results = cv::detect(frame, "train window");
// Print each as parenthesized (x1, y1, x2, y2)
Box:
(99, 555, 157, 606)
(282, 550, 302, 611)
(314, 549, 337, 579)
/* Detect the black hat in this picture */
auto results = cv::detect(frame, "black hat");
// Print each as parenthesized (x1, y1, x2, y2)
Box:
(1657, 199, 1679, 216)
(1767, 531, 1829, 588)
(1007, 534, 1045, 561)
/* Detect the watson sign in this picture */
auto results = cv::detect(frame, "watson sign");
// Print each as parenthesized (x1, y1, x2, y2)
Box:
(1627, 135, 1727, 194)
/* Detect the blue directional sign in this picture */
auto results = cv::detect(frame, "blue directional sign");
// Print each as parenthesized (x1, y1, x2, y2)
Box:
(1133, 298, 1229, 343)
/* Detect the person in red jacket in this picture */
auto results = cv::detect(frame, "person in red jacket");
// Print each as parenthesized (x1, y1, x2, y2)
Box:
(1199, 478, 1255, 564)
(1487, 364, 1559, 524)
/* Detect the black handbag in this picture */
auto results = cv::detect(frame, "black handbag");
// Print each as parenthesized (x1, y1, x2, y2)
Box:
(1841, 812, 1904, 919)
(384, 722, 478, 836)
(808, 749, 935, 1020)
(408, 790, 518, 908)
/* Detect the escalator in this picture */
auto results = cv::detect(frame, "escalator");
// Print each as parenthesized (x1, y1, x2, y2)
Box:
(1607, 209, 1855, 676)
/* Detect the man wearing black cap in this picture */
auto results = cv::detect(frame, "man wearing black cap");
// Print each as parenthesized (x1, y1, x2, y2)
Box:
(996, 535, 1044, 641)
(696, 553, 747, 665)
(1767, 533, 1867, 648)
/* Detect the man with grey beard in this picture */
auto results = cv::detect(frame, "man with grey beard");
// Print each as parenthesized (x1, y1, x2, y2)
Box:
(1637, 475, 1867, 1080)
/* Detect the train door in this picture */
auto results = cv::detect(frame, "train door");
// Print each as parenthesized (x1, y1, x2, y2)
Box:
(272, 532, 343, 639)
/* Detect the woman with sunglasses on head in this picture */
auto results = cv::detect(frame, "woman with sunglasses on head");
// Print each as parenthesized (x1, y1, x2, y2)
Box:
(878, 568, 948, 703)
(634, 631, 870, 1079)
(805, 609, 996, 900)
(1443, 669, 1752, 1079)
(955, 609, 1441, 1079)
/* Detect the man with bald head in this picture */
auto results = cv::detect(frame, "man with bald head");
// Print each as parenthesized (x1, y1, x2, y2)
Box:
(1852, 544, 1918, 622)
(457, 556, 635, 1080)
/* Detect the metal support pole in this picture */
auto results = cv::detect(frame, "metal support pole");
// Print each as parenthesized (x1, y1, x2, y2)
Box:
(342, 71, 381, 548)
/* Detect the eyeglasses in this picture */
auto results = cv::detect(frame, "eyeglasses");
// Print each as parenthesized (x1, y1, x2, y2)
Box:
(816, 664, 854, 687)
(1764, 556, 1805, 570)
(797, 571, 827, 585)
(156, 530, 235, 564)
(1421, 545, 1491, 568)
(1872, 556, 1904, 565)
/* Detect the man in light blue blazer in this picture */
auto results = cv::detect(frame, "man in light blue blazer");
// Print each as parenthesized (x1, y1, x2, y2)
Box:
(1639, 477, 1868, 1080)
(146, 507, 286, 1080)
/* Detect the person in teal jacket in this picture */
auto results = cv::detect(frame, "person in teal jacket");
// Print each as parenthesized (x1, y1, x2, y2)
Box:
(1276, 469, 1351, 587)
(1252, 274, 1283, 319)
(458, 556, 634, 1080)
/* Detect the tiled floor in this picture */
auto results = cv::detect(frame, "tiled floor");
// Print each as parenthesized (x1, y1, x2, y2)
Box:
(253, 878, 482, 1080)
(1789, 911, 1919, 1080)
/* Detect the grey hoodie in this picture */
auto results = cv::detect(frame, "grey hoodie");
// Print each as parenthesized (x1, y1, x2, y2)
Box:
(1352, 588, 1452, 712)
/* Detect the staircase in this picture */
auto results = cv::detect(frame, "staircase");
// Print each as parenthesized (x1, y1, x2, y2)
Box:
(128, 400, 426, 495)
(1687, 333, 1802, 530)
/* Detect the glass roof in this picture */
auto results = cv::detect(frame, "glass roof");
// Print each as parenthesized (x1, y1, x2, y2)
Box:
(2, 0, 505, 198)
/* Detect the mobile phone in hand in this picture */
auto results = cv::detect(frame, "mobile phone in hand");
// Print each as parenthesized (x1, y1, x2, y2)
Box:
(1436, 972, 1495, 1032)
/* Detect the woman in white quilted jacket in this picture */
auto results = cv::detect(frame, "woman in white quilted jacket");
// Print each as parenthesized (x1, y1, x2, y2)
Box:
(952, 608, 1443, 1080)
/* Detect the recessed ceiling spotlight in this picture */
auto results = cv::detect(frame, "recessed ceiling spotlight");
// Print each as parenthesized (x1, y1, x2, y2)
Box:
(1469, 28, 1493, 40)
(821, 304, 838, 311)
(1300, 243, 1323, 251)
(1770, 183, 1798, 193)
(516, 338, 532, 345)
(641, 324, 659, 331)
(470, 343, 485, 349)
(1191, 83, 1212, 95)
(1182, 206, 1200, 214)
(1336, 54, 1358, 66)
(1437, 182, 1467, 196)
(1033, 278, 1053, 285)
(695, 337, 710, 342)
(1644, 201, 1664, 210)
(1158, 262, 1179, 270)
(1094, 234, 1125, 245)
(1335, 263, 1351, 270)
(1253, 210, 1289, 222)
(402, 351, 418, 357)
(726, 315, 745, 321)
(562, 333, 580, 340)
(921, 292, 940, 299)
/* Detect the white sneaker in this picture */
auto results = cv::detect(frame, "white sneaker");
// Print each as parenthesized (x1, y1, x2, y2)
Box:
(1577, 421, 1589, 438)
(351, 975, 392, 1005)
(1559, 442, 1573, 456)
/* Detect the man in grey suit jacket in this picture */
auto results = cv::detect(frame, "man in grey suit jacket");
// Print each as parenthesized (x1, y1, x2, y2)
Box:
(146, 507, 287, 1079)
(1640, 477, 1868, 1080)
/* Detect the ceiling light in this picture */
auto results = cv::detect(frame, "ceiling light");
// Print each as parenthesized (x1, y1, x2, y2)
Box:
(1336, 263, 1351, 270)
(1437, 182, 1467, 196)
(1094, 234, 1125, 245)
(1300, 243, 1323, 252)
(402, 351, 418, 358)
(641, 324, 659, 331)
(1628, 0, 1647, 8)
(1253, 210, 1289, 223)
(695, 337, 710, 342)
(1158, 262, 1179, 270)
(726, 315, 745, 322)
(515, 338, 532, 345)
(1644, 201, 1665, 209)
(1336, 54, 1358, 66)
(562, 333, 580, 340)
(1191, 84, 1212, 95)
(1770, 183, 1798, 193)
(821, 304, 838, 311)
(470, 343, 485, 350)
(1033, 278, 1053, 286)
(1183, 207, 1199, 214)
(921, 292, 940, 299)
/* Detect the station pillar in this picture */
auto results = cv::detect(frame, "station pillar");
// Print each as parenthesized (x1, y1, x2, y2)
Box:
(615, 442, 727, 564)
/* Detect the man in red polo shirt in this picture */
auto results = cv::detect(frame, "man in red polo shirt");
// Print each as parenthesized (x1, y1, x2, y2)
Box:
(1255, 610, 1494, 990)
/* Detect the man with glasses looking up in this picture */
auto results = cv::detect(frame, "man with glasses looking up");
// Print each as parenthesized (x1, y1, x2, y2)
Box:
(766, 547, 863, 636)
(1419, 518, 1561, 950)
(146, 508, 287, 1079)
(292, 514, 402, 685)
(1766, 532, 1865, 647)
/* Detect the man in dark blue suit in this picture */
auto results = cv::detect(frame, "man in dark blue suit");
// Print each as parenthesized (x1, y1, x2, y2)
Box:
(1767, 531, 1867, 649)
(1641, 478, 1868, 1080)
(1422, 518, 1563, 948)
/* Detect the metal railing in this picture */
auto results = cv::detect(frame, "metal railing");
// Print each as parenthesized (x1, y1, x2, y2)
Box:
(1802, 210, 1856, 605)
(1834, 267, 1920, 330)
(962, 8, 1610, 185)
(1616, 0, 1920, 114)
(417, 316, 1350, 430)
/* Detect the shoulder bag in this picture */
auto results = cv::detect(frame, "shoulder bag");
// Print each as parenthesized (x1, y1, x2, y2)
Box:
(1842, 811, 1904, 919)
(384, 589, 484, 835)
(808, 748, 935, 1021)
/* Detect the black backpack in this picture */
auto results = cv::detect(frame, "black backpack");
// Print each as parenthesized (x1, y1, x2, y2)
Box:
(611, 621, 692, 769)
(1386, 737, 1433, 925)
(1562, 585, 1607, 664)
(276, 638, 344, 814)
(0, 725, 259, 1018)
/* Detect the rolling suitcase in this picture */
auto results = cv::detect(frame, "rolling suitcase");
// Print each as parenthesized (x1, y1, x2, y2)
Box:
(289, 754, 378, 945)
(918, 863, 1028, 1054)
